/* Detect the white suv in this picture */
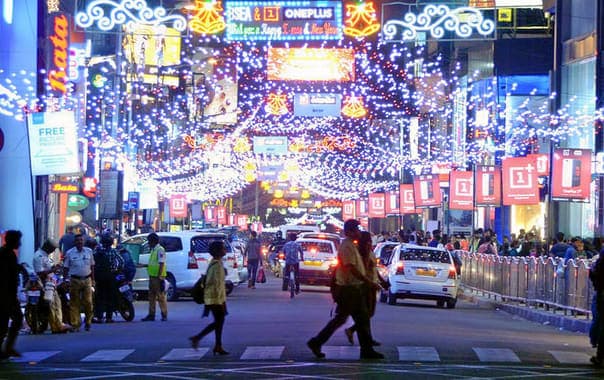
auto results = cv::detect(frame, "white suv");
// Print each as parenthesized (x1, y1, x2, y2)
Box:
(122, 231, 241, 301)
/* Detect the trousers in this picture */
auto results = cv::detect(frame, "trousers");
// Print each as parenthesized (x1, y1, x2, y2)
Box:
(194, 304, 227, 347)
(70, 277, 93, 328)
(148, 276, 168, 318)
(0, 299, 23, 351)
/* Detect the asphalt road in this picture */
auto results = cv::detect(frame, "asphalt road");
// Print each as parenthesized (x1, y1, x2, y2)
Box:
(1, 269, 602, 379)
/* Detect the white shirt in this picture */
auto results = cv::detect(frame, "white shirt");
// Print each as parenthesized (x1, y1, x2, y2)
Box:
(33, 248, 52, 274)
(64, 246, 95, 277)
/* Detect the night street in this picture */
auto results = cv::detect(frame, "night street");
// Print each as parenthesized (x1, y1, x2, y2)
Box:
(1, 272, 601, 379)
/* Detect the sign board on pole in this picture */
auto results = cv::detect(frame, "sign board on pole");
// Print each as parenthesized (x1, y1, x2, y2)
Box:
(551, 148, 592, 202)
(413, 175, 442, 208)
(99, 171, 123, 219)
(342, 200, 355, 221)
(475, 165, 501, 206)
(368, 193, 385, 218)
(502, 157, 539, 205)
(449, 171, 474, 210)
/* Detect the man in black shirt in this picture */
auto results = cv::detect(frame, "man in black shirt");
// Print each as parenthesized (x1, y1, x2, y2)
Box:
(0, 230, 24, 359)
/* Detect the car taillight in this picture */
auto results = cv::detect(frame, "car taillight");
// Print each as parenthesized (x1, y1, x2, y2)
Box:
(262, 247, 268, 255)
(448, 266, 457, 279)
(310, 248, 317, 254)
(187, 251, 198, 269)
(278, 253, 285, 260)
(395, 262, 404, 275)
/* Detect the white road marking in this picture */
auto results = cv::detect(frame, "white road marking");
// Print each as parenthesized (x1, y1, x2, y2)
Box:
(397, 346, 440, 361)
(160, 348, 209, 361)
(81, 349, 135, 362)
(240, 346, 285, 360)
(10, 350, 61, 363)
(548, 350, 591, 364)
(473, 347, 520, 362)
(321, 346, 360, 360)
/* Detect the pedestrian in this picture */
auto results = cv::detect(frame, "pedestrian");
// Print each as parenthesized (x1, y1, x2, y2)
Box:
(344, 231, 387, 346)
(564, 237, 583, 264)
(589, 250, 604, 367)
(244, 231, 262, 289)
(189, 240, 229, 356)
(141, 232, 168, 322)
(59, 226, 76, 257)
(93, 233, 124, 323)
(549, 232, 568, 258)
(0, 230, 25, 359)
(63, 234, 95, 331)
(307, 219, 383, 360)
(282, 232, 304, 294)
(33, 239, 71, 333)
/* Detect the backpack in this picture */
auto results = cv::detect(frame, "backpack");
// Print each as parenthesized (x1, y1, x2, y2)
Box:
(191, 262, 217, 304)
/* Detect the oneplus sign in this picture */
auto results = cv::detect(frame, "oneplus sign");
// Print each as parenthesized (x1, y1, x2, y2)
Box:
(342, 200, 355, 220)
(169, 195, 188, 218)
(502, 157, 539, 205)
(368, 193, 385, 218)
(449, 171, 473, 210)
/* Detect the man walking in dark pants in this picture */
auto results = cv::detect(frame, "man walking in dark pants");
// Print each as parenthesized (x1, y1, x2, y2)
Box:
(307, 219, 383, 360)
(244, 231, 262, 288)
(0, 230, 24, 359)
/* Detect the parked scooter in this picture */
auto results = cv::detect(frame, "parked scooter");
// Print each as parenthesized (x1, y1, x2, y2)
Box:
(24, 272, 49, 334)
(114, 273, 135, 322)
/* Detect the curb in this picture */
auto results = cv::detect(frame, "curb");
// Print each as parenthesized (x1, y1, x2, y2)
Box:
(459, 289, 592, 334)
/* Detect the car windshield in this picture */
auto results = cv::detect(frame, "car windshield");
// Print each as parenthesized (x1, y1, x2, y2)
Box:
(159, 237, 183, 252)
(300, 241, 333, 253)
(401, 249, 451, 264)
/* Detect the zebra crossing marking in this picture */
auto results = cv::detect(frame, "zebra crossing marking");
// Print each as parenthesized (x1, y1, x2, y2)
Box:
(397, 346, 440, 362)
(81, 349, 135, 362)
(10, 351, 61, 363)
(548, 350, 591, 364)
(473, 348, 520, 363)
(160, 348, 209, 361)
(240, 346, 285, 360)
(321, 346, 359, 360)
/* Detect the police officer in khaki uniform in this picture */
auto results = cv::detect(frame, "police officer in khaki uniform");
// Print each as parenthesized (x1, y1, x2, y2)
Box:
(141, 233, 168, 321)
(63, 234, 95, 331)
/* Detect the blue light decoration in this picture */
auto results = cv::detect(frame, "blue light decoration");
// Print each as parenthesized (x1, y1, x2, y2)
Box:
(3, 0, 13, 24)
(382, 4, 495, 42)
(224, 0, 343, 41)
(74, 0, 187, 32)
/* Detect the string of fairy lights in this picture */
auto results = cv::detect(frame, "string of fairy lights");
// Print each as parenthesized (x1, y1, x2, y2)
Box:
(4, 2, 604, 203)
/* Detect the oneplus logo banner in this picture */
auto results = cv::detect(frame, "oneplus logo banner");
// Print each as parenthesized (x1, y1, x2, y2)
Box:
(342, 200, 356, 220)
(385, 191, 400, 215)
(475, 165, 501, 206)
(368, 193, 385, 218)
(413, 174, 442, 208)
(449, 171, 474, 210)
(502, 157, 539, 205)
(170, 195, 188, 218)
(399, 184, 419, 214)
(552, 148, 591, 202)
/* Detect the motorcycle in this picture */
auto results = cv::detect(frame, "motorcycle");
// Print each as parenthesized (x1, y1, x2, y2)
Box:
(24, 272, 49, 334)
(114, 273, 135, 322)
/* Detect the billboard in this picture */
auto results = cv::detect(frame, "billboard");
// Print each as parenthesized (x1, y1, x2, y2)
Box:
(551, 148, 592, 202)
(169, 194, 188, 218)
(475, 165, 501, 206)
(385, 191, 400, 215)
(449, 171, 474, 210)
(27, 111, 80, 176)
(368, 193, 385, 218)
(253, 136, 289, 155)
(294, 93, 341, 117)
(342, 200, 355, 220)
(399, 184, 419, 214)
(225, 1, 343, 41)
(502, 157, 539, 205)
(267, 48, 355, 82)
(356, 198, 368, 217)
(528, 153, 549, 176)
(413, 175, 442, 208)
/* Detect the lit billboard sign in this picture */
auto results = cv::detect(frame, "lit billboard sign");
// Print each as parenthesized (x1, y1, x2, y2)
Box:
(294, 93, 341, 117)
(225, 1, 342, 41)
(253, 136, 289, 155)
(47, 12, 69, 96)
(267, 48, 355, 82)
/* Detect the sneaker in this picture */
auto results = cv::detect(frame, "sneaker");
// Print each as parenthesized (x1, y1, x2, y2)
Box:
(141, 316, 155, 322)
(360, 350, 384, 360)
(307, 338, 325, 358)
(344, 328, 354, 345)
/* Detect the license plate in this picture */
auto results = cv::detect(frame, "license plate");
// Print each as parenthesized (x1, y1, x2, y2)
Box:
(119, 285, 130, 293)
(27, 290, 41, 296)
(303, 261, 323, 266)
(416, 269, 436, 277)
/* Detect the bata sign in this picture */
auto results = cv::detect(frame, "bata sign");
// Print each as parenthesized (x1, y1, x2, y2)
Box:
(47, 13, 69, 96)
(50, 182, 79, 193)
(225, 1, 342, 41)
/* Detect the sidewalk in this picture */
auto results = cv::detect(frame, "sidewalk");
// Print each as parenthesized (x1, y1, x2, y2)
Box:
(459, 286, 592, 334)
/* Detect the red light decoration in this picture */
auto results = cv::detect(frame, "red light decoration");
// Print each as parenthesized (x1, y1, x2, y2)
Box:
(341, 96, 367, 118)
(189, 0, 226, 34)
(343, 1, 380, 38)
(265, 93, 289, 115)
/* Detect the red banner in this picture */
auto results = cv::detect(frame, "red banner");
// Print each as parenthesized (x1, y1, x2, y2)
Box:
(216, 206, 227, 225)
(502, 157, 539, 205)
(475, 165, 501, 206)
(413, 175, 442, 208)
(236, 214, 248, 229)
(551, 148, 592, 202)
(204, 206, 215, 222)
(368, 193, 385, 218)
(385, 191, 400, 215)
(342, 200, 355, 220)
(356, 198, 368, 217)
(359, 217, 369, 230)
(449, 171, 474, 210)
(169, 194, 188, 218)
(528, 153, 549, 176)
(399, 184, 419, 214)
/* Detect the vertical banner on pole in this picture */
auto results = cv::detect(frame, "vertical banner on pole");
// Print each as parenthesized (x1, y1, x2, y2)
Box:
(412, 174, 442, 208)
(502, 157, 539, 205)
(551, 148, 592, 202)
(342, 200, 356, 220)
(475, 165, 501, 206)
(385, 190, 400, 215)
(204, 205, 215, 223)
(399, 184, 419, 214)
(449, 171, 474, 210)
(169, 194, 188, 218)
(368, 193, 386, 218)
(356, 198, 368, 217)
(216, 206, 227, 225)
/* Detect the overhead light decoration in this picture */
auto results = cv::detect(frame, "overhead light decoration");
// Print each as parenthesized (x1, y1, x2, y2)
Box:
(75, 0, 187, 32)
(341, 96, 367, 118)
(265, 93, 289, 116)
(382, 4, 495, 41)
(343, 1, 380, 38)
(189, 0, 226, 34)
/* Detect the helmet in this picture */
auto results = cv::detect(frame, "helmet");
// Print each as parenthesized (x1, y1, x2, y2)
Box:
(100, 233, 113, 246)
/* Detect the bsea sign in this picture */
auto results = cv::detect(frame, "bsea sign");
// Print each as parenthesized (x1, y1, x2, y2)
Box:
(50, 182, 79, 193)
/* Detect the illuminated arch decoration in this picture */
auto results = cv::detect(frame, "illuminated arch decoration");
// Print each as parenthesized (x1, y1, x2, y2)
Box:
(382, 4, 495, 42)
(343, 1, 380, 38)
(75, 0, 187, 32)
(189, 0, 226, 34)
(341, 96, 367, 118)
(265, 93, 289, 116)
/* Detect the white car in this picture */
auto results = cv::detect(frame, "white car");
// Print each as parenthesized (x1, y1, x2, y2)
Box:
(297, 238, 338, 286)
(297, 232, 342, 250)
(122, 231, 241, 301)
(379, 245, 460, 309)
